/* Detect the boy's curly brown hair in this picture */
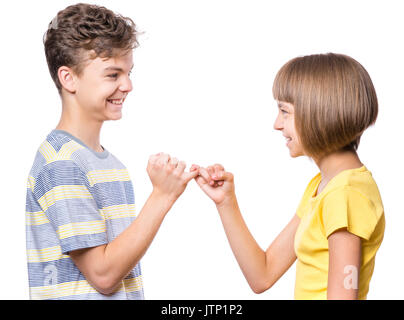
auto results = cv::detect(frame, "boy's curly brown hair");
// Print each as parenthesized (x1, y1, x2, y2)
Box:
(44, 3, 138, 94)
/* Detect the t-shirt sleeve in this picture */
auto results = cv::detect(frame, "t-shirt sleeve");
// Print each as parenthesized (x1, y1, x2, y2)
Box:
(33, 160, 108, 254)
(321, 186, 379, 240)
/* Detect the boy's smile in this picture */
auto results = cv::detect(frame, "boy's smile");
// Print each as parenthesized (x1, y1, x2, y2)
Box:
(107, 95, 127, 105)
(106, 93, 128, 113)
(69, 50, 134, 122)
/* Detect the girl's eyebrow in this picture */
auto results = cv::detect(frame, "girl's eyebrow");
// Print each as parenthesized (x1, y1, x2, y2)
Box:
(277, 102, 289, 109)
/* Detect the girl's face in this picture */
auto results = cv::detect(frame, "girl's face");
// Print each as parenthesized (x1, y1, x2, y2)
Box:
(273, 101, 305, 158)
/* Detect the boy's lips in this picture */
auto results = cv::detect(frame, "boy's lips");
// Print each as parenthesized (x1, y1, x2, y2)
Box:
(107, 96, 126, 105)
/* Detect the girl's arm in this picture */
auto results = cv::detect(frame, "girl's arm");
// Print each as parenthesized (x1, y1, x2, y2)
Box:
(327, 228, 361, 299)
(218, 198, 300, 293)
(193, 164, 299, 293)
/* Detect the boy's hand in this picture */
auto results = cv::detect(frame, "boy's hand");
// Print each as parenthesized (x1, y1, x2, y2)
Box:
(191, 164, 236, 206)
(147, 153, 199, 204)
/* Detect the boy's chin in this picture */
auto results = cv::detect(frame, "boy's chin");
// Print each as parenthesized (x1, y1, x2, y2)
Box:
(105, 101, 124, 120)
(109, 115, 123, 121)
(105, 111, 123, 121)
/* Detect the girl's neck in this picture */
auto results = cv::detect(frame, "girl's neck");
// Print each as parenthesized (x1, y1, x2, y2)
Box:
(314, 149, 364, 185)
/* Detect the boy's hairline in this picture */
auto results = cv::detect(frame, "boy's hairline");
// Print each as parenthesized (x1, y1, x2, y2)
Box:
(68, 48, 134, 74)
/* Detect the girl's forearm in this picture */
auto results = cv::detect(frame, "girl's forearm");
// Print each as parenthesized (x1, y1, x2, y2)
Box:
(216, 197, 271, 293)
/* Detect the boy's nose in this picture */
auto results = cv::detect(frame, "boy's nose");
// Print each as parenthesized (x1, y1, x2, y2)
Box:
(120, 76, 133, 93)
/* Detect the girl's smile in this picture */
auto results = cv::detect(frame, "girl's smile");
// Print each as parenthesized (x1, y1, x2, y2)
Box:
(274, 101, 304, 158)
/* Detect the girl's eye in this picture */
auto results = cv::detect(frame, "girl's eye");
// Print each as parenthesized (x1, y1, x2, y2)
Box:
(281, 109, 288, 114)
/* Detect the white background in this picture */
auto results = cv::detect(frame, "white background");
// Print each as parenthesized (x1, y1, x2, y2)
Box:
(0, 0, 402, 299)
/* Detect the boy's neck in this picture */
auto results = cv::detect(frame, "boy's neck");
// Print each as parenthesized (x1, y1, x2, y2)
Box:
(56, 105, 104, 153)
(314, 149, 363, 184)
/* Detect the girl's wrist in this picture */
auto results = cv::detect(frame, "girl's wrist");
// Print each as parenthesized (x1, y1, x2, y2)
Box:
(216, 193, 238, 211)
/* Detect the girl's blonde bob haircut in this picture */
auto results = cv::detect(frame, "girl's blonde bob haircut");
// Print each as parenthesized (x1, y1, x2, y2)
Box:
(272, 53, 378, 159)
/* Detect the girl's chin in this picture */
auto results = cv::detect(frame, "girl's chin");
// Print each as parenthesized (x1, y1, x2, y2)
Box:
(287, 146, 302, 158)
(289, 150, 304, 158)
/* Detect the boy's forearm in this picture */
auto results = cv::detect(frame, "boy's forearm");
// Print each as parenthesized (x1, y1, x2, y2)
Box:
(95, 190, 174, 291)
(216, 198, 269, 293)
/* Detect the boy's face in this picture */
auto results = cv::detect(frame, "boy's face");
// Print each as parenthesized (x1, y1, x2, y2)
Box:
(273, 101, 305, 158)
(72, 50, 134, 121)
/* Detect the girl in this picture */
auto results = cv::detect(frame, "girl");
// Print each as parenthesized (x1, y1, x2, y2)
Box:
(191, 53, 385, 300)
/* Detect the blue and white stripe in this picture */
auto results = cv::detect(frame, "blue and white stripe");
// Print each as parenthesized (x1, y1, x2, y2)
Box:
(26, 129, 144, 300)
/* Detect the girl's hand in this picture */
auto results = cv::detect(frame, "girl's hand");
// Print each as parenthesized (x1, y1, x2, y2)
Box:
(191, 164, 236, 206)
(147, 153, 199, 204)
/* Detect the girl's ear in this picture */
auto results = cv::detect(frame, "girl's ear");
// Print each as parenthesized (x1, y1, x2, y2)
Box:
(58, 66, 77, 94)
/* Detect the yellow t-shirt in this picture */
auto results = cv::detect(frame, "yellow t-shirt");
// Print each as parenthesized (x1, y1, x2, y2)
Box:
(294, 166, 385, 300)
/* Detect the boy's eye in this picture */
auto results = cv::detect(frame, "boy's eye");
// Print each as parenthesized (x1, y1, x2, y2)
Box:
(107, 73, 118, 78)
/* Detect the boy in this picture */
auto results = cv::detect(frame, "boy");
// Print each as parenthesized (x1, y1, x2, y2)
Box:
(25, 3, 198, 299)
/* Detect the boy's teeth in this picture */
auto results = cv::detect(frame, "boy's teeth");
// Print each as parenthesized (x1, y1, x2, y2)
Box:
(108, 99, 123, 105)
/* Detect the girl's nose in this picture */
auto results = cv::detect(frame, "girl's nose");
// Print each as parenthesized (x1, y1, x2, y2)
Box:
(273, 113, 283, 131)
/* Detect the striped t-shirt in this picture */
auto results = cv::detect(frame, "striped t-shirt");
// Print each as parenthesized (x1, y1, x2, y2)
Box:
(25, 129, 144, 300)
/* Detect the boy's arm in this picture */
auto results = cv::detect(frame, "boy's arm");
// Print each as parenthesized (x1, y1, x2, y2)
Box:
(69, 153, 198, 295)
(69, 190, 172, 294)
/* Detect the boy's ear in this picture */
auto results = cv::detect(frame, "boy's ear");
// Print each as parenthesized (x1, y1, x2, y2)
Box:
(58, 66, 76, 94)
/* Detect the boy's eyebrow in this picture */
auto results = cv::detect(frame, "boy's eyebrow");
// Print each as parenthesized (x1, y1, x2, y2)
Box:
(104, 64, 134, 72)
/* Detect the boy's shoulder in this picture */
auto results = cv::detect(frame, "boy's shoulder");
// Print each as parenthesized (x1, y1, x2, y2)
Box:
(36, 130, 86, 167)
(27, 130, 85, 184)
(29, 130, 125, 181)
(41, 129, 84, 159)
(27, 130, 133, 207)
